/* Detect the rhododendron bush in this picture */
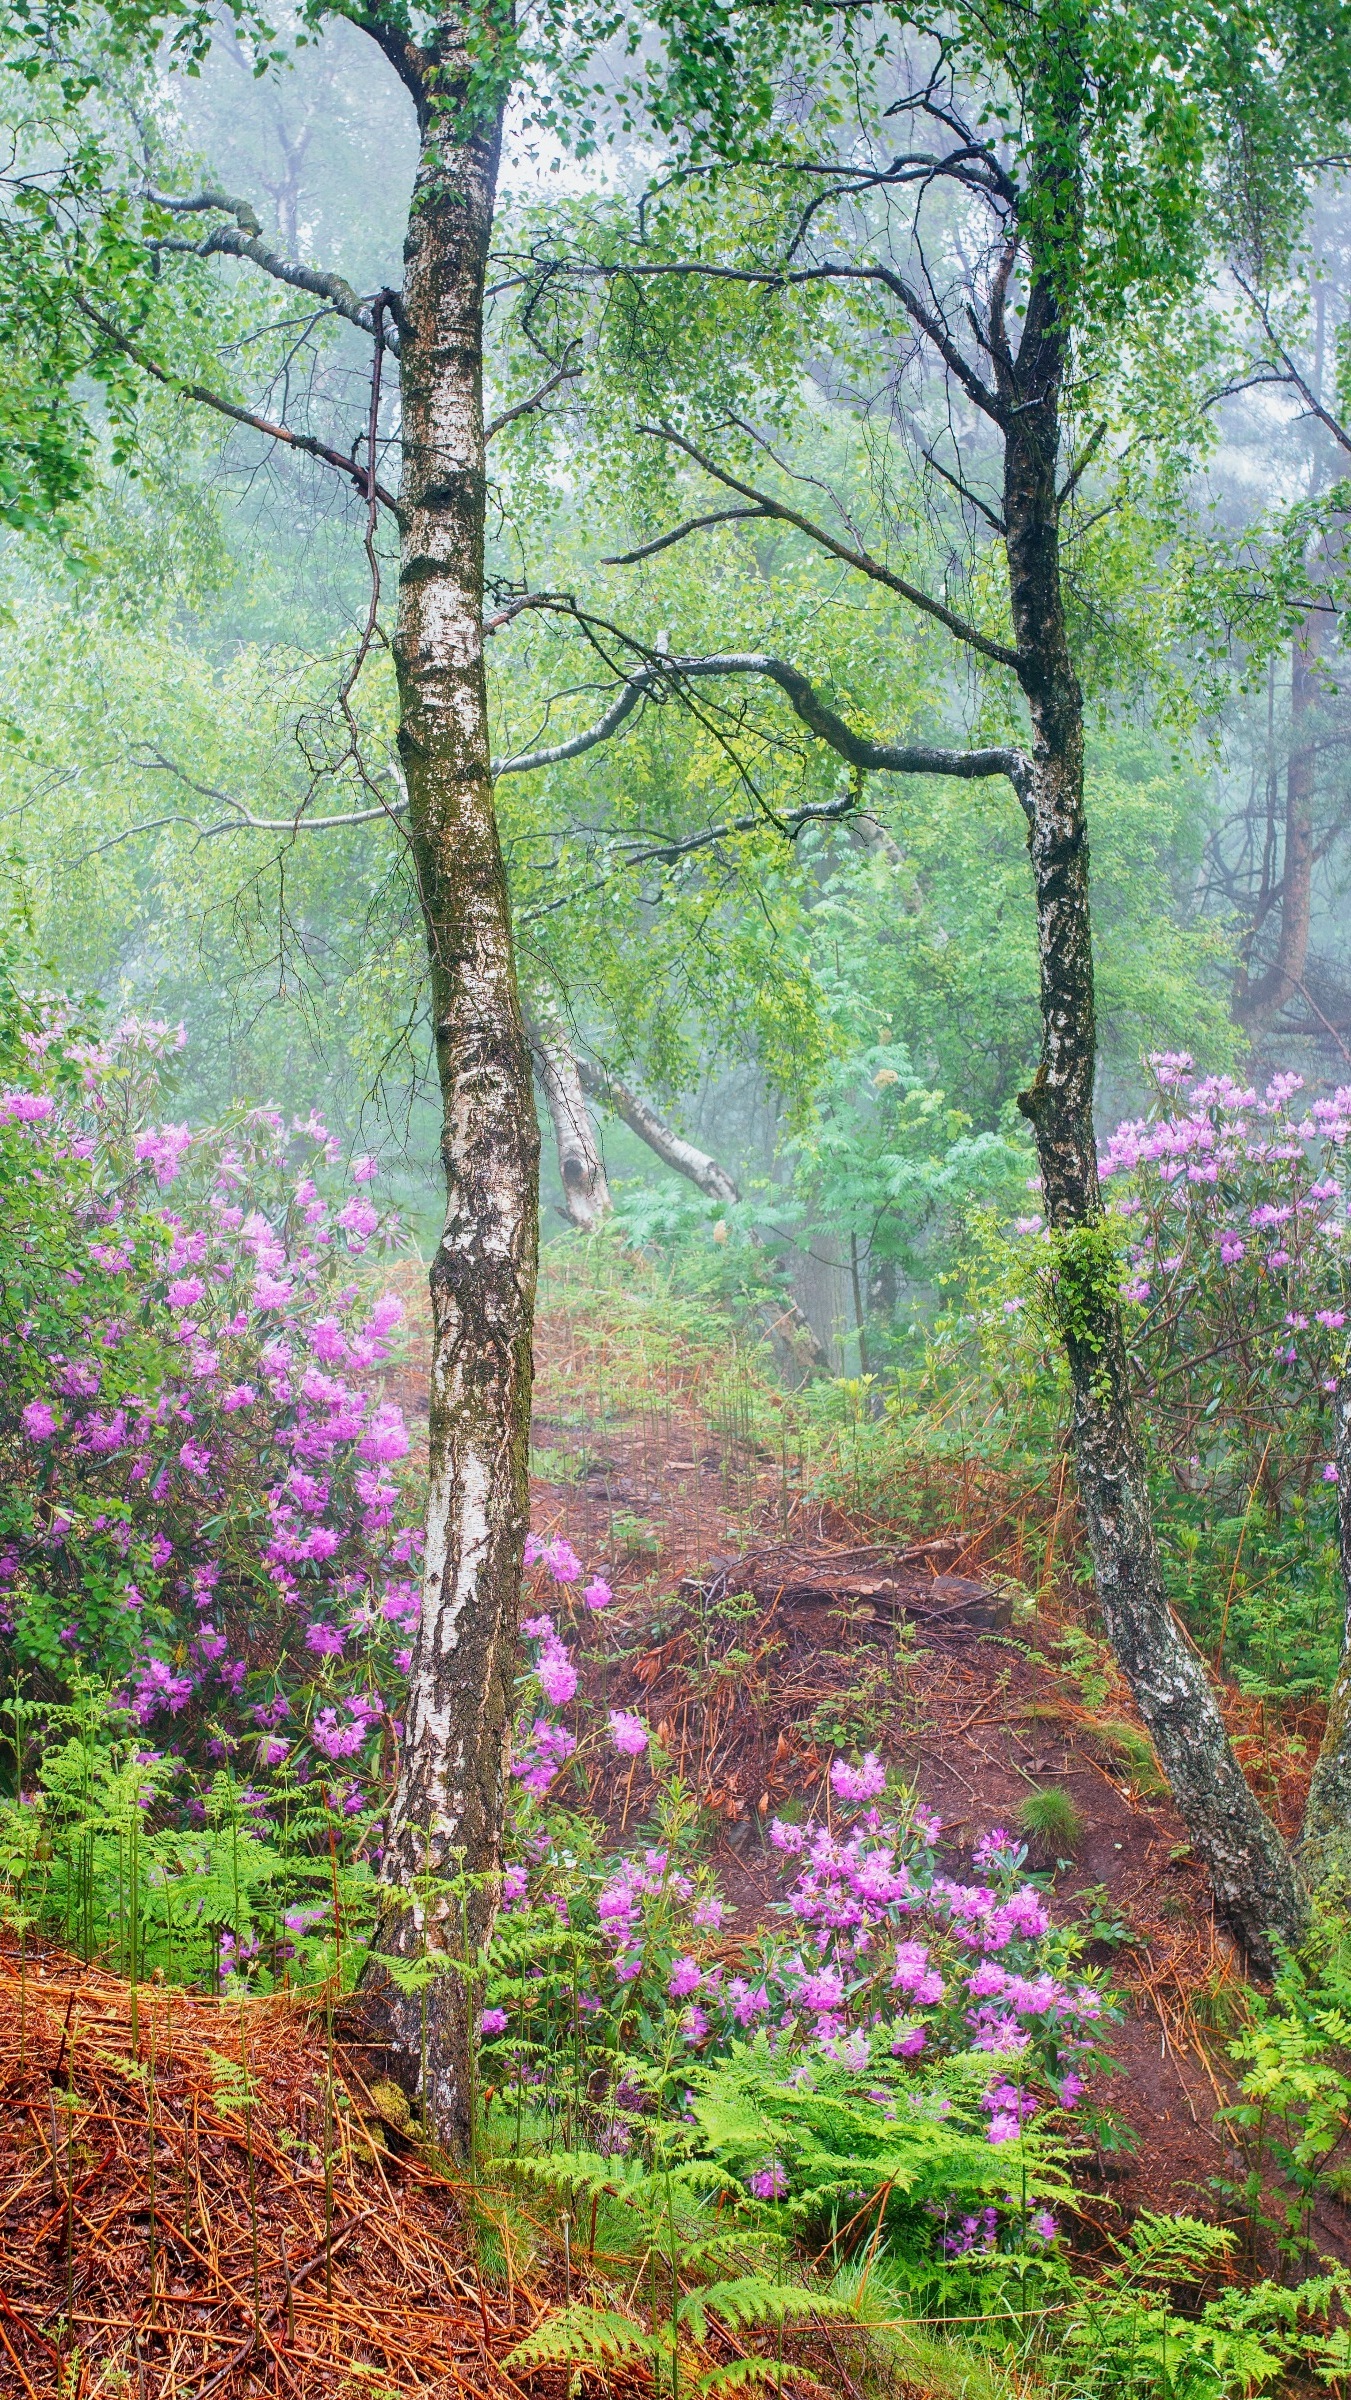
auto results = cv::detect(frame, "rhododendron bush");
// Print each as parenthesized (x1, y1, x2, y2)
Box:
(989, 1059, 1351, 1692)
(1097, 1059, 1349, 1473)
(480, 1760, 1108, 2268)
(0, 992, 421, 1973)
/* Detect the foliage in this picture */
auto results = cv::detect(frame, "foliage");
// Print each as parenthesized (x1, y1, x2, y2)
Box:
(480, 1718, 1112, 2276)
(1222, 1923, 1351, 2271)
(0, 942, 419, 1979)
(1057, 2213, 1351, 2400)
(946, 1055, 1350, 1696)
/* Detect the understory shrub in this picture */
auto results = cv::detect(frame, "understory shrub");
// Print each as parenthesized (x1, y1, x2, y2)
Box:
(0, 972, 419, 1977)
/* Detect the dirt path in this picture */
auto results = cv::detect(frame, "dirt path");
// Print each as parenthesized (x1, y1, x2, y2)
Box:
(383, 1254, 1346, 2257)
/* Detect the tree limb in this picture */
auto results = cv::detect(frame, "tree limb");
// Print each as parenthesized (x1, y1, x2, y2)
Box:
(1232, 272, 1351, 458)
(485, 346, 584, 442)
(141, 188, 402, 351)
(635, 423, 1023, 670)
(601, 506, 773, 564)
(77, 300, 404, 521)
(91, 646, 1031, 858)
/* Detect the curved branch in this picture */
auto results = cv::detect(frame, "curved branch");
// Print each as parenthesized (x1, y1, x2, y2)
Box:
(485, 347, 584, 442)
(635, 425, 1022, 670)
(573, 1054, 741, 1204)
(1233, 272, 1351, 458)
(494, 680, 647, 777)
(601, 506, 773, 564)
(78, 301, 404, 522)
(98, 646, 1031, 858)
(142, 189, 402, 352)
(508, 251, 1002, 423)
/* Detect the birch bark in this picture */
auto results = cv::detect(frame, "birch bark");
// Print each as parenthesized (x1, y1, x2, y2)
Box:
(525, 1013, 613, 1229)
(1001, 195, 1305, 1967)
(356, 21, 540, 2148)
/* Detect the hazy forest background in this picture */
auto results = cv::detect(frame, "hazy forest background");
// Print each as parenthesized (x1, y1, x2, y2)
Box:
(6, 2, 1351, 2394)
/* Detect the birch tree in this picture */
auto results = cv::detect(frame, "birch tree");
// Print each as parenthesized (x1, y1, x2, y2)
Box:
(489, 0, 1351, 1962)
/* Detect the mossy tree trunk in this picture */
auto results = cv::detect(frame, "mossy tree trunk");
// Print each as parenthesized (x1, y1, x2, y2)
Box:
(356, 14, 539, 2150)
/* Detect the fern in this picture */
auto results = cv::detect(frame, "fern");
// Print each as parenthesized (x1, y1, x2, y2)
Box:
(678, 2275, 849, 2341)
(506, 2305, 656, 2371)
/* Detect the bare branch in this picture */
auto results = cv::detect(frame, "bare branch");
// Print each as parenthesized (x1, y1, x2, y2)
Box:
(494, 681, 648, 777)
(920, 444, 1005, 534)
(637, 424, 1023, 670)
(601, 506, 773, 565)
(78, 300, 404, 522)
(1058, 419, 1109, 505)
(485, 346, 584, 441)
(142, 188, 402, 352)
(1233, 271, 1351, 458)
(136, 746, 405, 835)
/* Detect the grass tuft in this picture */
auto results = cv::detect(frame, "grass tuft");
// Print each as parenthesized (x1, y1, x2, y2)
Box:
(1018, 1785, 1084, 1856)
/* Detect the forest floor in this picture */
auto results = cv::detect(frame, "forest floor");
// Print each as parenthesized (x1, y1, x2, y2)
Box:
(387, 1249, 1343, 2252)
(3, 1254, 1344, 2397)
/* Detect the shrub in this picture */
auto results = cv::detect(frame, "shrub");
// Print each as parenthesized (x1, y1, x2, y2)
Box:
(0, 971, 417, 1979)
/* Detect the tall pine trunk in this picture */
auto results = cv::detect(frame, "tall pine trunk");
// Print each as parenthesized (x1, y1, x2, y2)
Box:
(1003, 274, 1305, 1970)
(359, 38, 539, 2147)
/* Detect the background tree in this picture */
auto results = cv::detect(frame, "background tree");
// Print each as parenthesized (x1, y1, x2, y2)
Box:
(474, 0, 1351, 1956)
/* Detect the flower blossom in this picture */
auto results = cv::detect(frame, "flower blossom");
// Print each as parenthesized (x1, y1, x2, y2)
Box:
(831, 1751, 887, 1803)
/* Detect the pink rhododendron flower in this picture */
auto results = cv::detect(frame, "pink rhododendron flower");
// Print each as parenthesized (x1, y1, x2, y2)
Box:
(891, 1941, 933, 1995)
(584, 1577, 612, 1610)
(608, 1710, 648, 1756)
(831, 1752, 887, 1803)
(337, 1196, 378, 1246)
(358, 1404, 409, 1465)
(537, 1642, 578, 1707)
(21, 1401, 58, 1441)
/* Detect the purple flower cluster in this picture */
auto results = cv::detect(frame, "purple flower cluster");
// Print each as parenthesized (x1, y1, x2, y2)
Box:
(1010, 1060, 1350, 1491)
(0, 1012, 422, 1828)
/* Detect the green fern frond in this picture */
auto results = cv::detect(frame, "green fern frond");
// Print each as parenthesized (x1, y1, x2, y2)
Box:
(696, 2359, 785, 2395)
(505, 2305, 655, 2371)
(508, 2150, 623, 2204)
(680, 2277, 850, 2342)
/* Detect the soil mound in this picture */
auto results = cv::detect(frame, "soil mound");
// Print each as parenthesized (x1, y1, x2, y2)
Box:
(0, 1934, 533, 2398)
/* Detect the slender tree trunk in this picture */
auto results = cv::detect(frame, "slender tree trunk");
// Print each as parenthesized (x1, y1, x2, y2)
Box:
(1005, 283, 1305, 1968)
(574, 1053, 741, 1204)
(1238, 616, 1319, 1039)
(1298, 1365, 1351, 1890)
(359, 41, 539, 2147)
(524, 1012, 613, 1230)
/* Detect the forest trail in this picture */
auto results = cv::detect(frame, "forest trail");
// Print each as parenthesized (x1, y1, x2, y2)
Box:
(3, 1261, 1341, 2399)
(387, 1254, 1339, 2245)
